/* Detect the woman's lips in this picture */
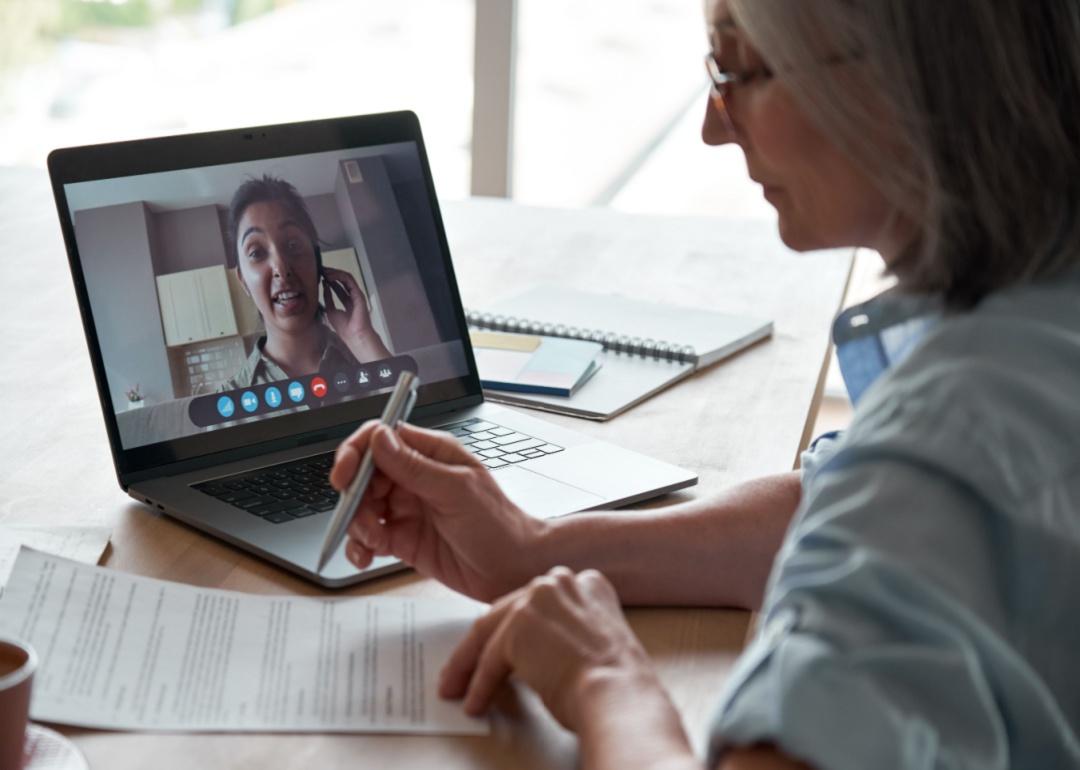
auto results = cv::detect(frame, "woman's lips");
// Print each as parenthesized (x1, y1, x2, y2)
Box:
(272, 289, 306, 316)
(751, 174, 783, 200)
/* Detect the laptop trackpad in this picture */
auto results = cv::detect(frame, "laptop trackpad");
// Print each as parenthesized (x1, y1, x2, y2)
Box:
(495, 466, 605, 520)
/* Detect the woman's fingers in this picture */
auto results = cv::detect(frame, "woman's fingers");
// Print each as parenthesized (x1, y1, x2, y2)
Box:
(395, 422, 480, 466)
(368, 425, 473, 503)
(323, 267, 365, 298)
(338, 419, 379, 452)
(440, 595, 515, 701)
(330, 421, 381, 489)
(321, 267, 360, 313)
(334, 419, 478, 567)
(576, 568, 618, 605)
(345, 538, 374, 569)
(320, 269, 353, 315)
(329, 442, 360, 490)
(439, 568, 641, 728)
(327, 278, 353, 313)
(348, 495, 390, 549)
(321, 278, 341, 315)
(363, 517, 392, 556)
(333, 419, 475, 491)
(368, 472, 393, 499)
(329, 448, 393, 496)
(461, 620, 515, 715)
(332, 423, 398, 551)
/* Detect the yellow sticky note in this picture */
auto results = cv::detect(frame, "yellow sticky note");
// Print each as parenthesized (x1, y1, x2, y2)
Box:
(470, 331, 542, 352)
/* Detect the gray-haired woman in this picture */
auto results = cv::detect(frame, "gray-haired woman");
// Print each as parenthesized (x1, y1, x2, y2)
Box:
(330, 1, 1080, 768)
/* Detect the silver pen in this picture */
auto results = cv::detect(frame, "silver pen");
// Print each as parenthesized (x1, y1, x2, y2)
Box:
(316, 369, 419, 573)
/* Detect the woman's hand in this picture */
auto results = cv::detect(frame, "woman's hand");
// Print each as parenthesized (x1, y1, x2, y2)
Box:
(321, 266, 392, 361)
(439, 566, 666, 733)
(329, 421, 550, 601)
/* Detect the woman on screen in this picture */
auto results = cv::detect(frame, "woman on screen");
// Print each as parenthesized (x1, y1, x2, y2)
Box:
(221, 175, 391, 390)
(331, 1, 1080, 768)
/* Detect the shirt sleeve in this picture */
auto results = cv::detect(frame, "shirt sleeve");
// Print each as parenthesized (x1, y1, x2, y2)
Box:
(707, 442, 1069, 770)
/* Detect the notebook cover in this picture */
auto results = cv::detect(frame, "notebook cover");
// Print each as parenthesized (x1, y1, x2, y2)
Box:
(483, 351, 694, 420)
(479, 286, 772, 369)
(471, 287, 770, 419)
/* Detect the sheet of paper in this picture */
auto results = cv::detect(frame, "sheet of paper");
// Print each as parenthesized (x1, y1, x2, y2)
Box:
(0, 525, 111, 589)
(0, 548, 487, 735)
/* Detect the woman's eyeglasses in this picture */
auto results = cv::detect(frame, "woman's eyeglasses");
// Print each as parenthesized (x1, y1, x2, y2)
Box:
(704, 49, 858, 132)
(704, 53, 774, 132)
(704, 53, 774, 99)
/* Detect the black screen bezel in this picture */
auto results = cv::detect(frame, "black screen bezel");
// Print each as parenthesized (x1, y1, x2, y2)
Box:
(48, 111, 482, 484)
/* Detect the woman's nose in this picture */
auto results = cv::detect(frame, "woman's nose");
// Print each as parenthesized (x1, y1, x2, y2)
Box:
(269, 246, 292, 277)
(701, 93, 739, 146)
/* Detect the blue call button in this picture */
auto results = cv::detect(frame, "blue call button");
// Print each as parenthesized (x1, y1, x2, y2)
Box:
(240, 391, 259, 413)
(264, 386, 282, 409)
(216, 395, 235, 418)
(287, 381, 305, 403)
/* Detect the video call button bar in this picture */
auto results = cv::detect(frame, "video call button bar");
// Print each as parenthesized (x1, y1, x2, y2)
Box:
(188, 355, 419, 428)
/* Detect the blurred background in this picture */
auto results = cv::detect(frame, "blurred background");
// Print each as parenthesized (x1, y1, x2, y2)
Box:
(0, 0, 766, 214)
(0, 0, 876, 429)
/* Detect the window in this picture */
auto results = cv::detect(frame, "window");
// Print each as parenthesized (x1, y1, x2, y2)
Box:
(0, 0, 474, 197)
(0, 0, 763, 216)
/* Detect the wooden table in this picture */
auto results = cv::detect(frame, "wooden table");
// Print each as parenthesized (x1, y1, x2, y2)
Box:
(0, 167, 851, 769)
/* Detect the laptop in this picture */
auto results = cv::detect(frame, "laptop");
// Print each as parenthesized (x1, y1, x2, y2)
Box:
(47, 111, 697, 587)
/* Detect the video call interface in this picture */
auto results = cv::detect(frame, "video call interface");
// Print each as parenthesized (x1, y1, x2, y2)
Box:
(64, 142, 470, 450)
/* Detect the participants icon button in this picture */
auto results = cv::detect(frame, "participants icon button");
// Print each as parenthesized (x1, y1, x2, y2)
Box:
(287, 381, 305, 403)
(240, 391, 259, 413)
(310, 376, 328, 399)
(216, 395, 235, 419)
(264, 386, 282, 409)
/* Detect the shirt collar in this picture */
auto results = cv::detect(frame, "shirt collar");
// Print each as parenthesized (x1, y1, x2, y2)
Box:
(247, 325, 358, 384)
(832, 288, 942, 406)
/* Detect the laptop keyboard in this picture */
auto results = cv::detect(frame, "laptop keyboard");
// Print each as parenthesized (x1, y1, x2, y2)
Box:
(443, 418, 564, 469)
(192, 418, 563, 524)
(193, 453, 338, 524)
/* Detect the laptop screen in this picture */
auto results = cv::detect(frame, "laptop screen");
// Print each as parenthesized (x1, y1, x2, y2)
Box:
(59, 136, 473, 456)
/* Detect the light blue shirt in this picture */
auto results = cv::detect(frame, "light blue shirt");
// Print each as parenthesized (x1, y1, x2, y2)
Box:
(708, 270, 1080, 769)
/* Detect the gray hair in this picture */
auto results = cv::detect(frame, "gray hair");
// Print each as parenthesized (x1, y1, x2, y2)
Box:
(728, 0, 1080, 307)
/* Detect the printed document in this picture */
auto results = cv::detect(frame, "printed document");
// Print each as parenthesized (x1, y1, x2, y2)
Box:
(0, 525, 110, 589)
(0, 548, 486, 735)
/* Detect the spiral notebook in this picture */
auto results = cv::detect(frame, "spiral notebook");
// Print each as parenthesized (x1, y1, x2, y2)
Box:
(466, 286, 772, 420)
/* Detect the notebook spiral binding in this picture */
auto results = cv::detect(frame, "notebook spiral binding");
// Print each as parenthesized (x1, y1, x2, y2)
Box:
(465, 309, 698, 364)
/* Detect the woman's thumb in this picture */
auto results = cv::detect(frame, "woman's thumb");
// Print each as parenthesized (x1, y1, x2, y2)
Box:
(370, 424, 461, 500)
